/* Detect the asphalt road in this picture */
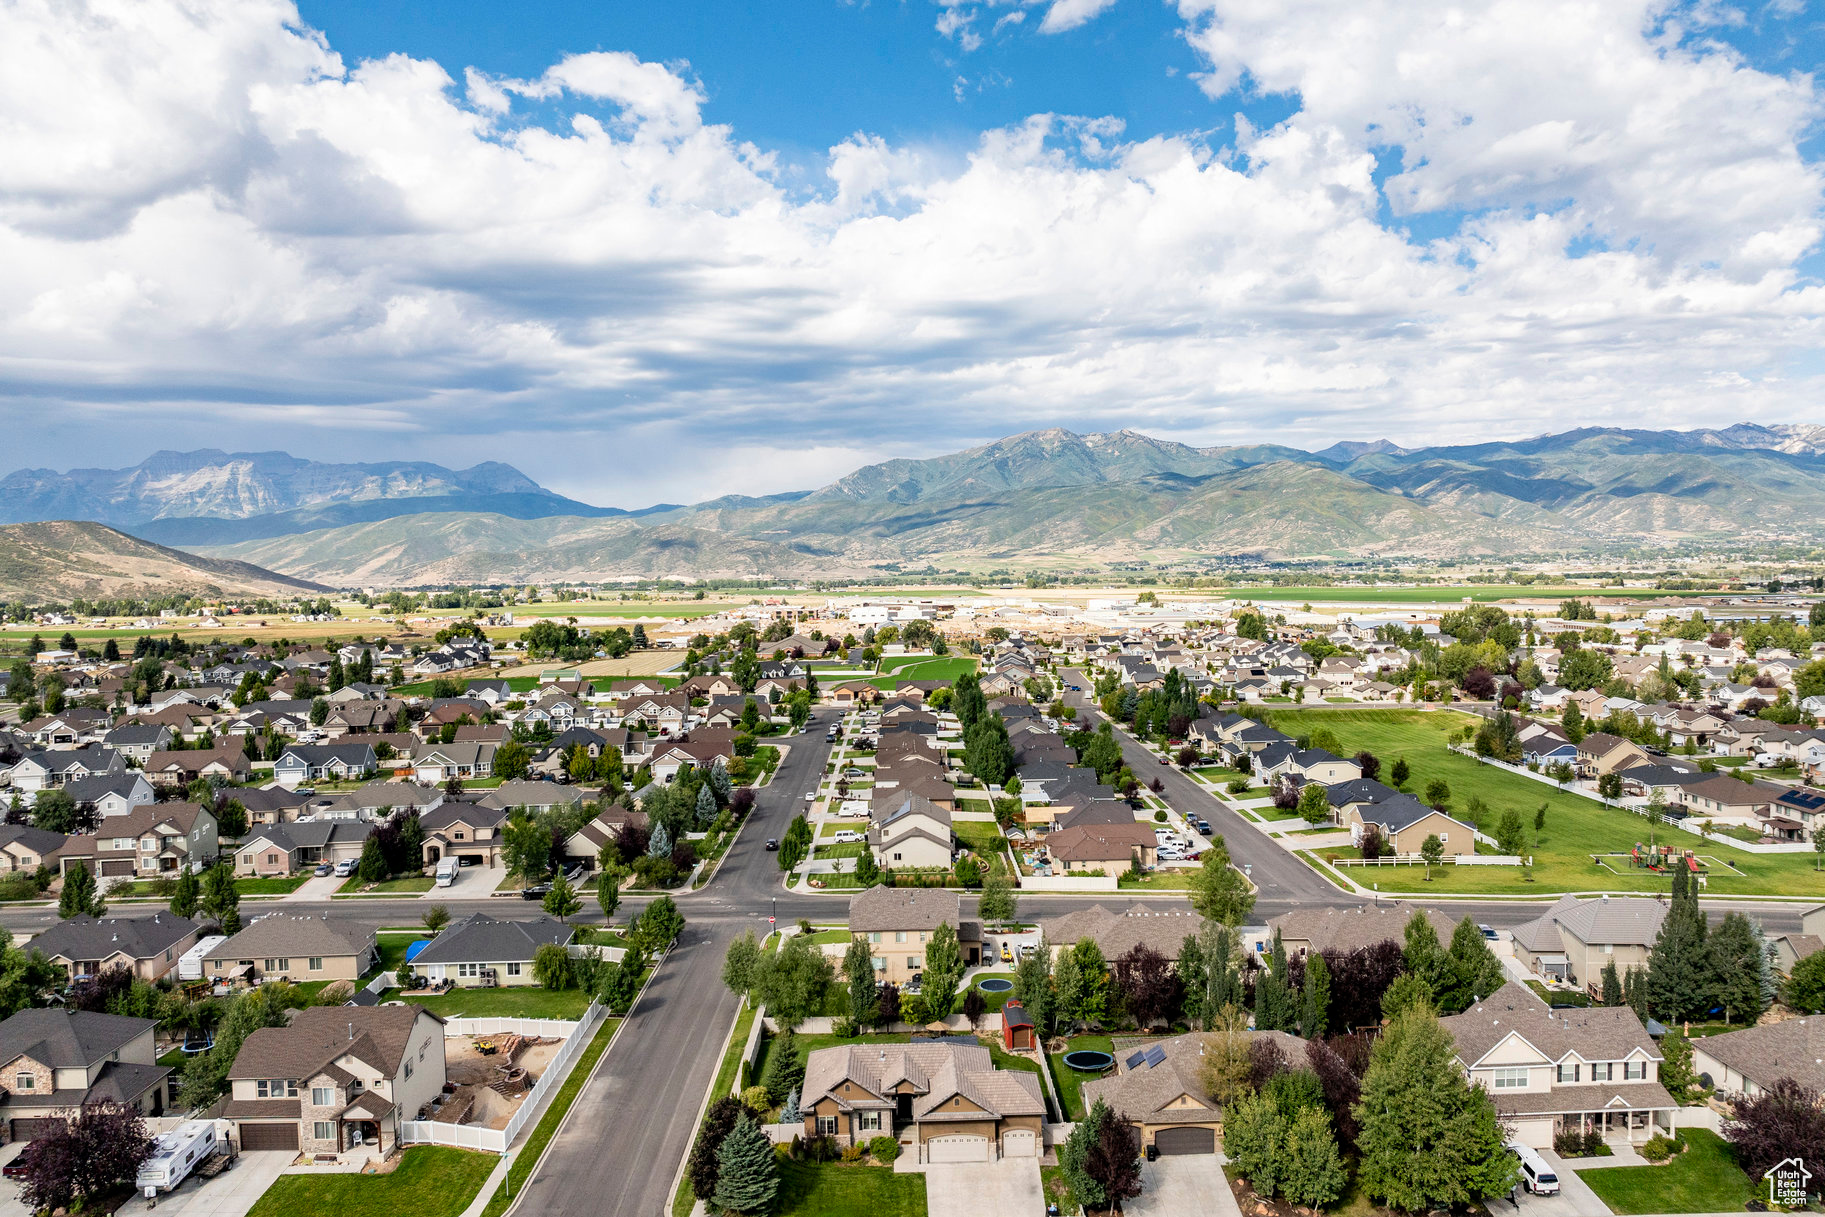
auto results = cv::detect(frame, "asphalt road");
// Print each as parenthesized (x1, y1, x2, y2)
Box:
(4, 693, 1811, 1217)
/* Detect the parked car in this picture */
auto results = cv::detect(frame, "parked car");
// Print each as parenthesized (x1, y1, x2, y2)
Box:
(804, 791, 818, 802)
(314, 862, 333, 877)
(333, 859, 356, 877)
(1194, 819, 1213, 834)
(1479, 924, 1498, 940)
(765, 838, 779, 851)
(519, 884, 551, 900)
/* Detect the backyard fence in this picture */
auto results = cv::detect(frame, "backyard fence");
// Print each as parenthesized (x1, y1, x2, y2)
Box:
(399, 1000, 608, 1154)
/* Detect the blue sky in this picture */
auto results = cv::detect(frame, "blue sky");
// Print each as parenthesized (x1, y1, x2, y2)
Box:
(1, 0, 1822, 507)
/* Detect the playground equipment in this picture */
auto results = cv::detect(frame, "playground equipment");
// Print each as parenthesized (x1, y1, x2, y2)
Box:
(1629, 843, 1705, 874)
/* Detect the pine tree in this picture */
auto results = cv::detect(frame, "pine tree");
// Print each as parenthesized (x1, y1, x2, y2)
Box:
(1177, 934, 1209, 1030)
(1710, 911, 1770, 1025)
(1437, 916, 1506, 1014)
(710, 1113, 778, 1216)
(1647, 866, 1715, 1022)
(923, 922, 964, 1019)
(845, 938, 876, 1030)
(1600, 959, 1623, 1007)
(58, 861, 103, 919)
(780, 1089, 800, 1123)
(853, 849, 880, 887)
(695, 784, 717, 828)
(1658, 1028, 1701, 1103)
(356, 833, 388, 883)
(1301, 951, 1331, 1039)
(1354, 1008, 1517, 1211)
(648, 822, 672, 859)
(170, 863, 199, 919)
(1012, 940, 1053, 1038)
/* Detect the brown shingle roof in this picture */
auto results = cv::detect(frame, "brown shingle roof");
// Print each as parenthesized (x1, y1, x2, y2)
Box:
(1693, 1016, 1825, 1093)
(847, 887, 960, 934)
(1269, 903, 1456, 956)
(228, 1004, 439, 1081)
(1039, 905, 1204, 960)
(1442, 982, 1662, 1067)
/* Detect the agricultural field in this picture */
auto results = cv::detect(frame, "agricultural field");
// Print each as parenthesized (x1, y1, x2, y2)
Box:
(1266, 709, 1825, 898)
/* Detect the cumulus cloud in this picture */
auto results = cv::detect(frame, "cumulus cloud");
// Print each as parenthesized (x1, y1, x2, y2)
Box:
(0, 0, 1821, 505)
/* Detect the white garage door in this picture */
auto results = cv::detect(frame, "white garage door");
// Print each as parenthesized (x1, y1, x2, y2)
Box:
(928, 1135, 990, 1163)
(1002, 1130, 1037, 1158)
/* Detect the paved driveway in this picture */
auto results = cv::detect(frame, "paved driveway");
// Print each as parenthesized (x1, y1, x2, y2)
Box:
(924, 1160, 1044, 1217)
(1129, 1156, 1241, 1217)
(118, 1151, 294, 1217)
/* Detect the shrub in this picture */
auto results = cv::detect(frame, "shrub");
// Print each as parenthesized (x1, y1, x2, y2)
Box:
(1153, 810, 1167, 823)
(1640, 1134, 1676, 1162)
(741, 1085, 773, 1113)
(840, 1143, 867, 1163)
(870, 1136, 899, 1163)
(831, 1017, 857, 1038)
(1227, 777, 1250, 795)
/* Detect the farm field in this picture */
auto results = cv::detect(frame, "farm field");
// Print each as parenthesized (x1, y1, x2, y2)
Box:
(1265, 709, 1825, 898)
(1208, 585, 1714, 605)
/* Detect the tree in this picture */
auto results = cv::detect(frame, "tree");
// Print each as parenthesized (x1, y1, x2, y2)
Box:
(1052, 942, 1086, 1032)
(1647, 865, 1714, 1023)
(1012, 942, 1053, 1039)
(845, 938, 877, 1030)
(1600, 959, 1623, 1007)
(1187, 834, 1254, 925)
(1062, 1099, 1141, 1214)
(1282, 1104, 1347, 1209)
(1494, 808, 1527, 857)
(494, 739, 530, 781)
(711, 1112, 778, 1215)
(978, 866, 1016, 925)
(1296, 781, 1330, 826)
(179, 988, 287, 1107)
(533, 942, 572, 989)
(542, 871, 582, 922)
(1354, 1008, 1516, 1211)
(216, 796, 248, 840)
(357, 833, 389, 883)
(1785, 949, 1825, 1013)
(16, 1100, 154, 1215)
(722, 929, 763, 998)
(1437, 914, 1507, 1014)
(759, 1028, 805, 1106)
(1113, 943, 1180, 1030)
(1726, 1078, 1825, 1202)
(1709, 910, 1770, 1024)
(1222, 1088, 1287, 1198)
(170, 863, 199, 919)
(687, 1097, 751, 1208)
(1562, 701, 1586, 743)
(1300, 951, 1330, 1039)
(1419, 833, 1444, 879)
(852, 849, 880, 887)
(1389, 757, 1410, 788)
(634, 895, 685, 951)
(1657, 1027, 1702, 1104)
(58, 860, 104, 919)
(596, 866, 622, 922)
(923, 922, 964, 1020)
(199, 861, 240, 932)
(1306, 1036, 1363, 1148)
(751, 934, 835, 1031)
(31, 789, 79, 835)
(1199, 1004, 1254, 1105)
(1380, 972, 1434, 1021)
(1422, 778, 1451, 811)
(423, 904, 451, 936)
(1254, 930, 1296, 1031)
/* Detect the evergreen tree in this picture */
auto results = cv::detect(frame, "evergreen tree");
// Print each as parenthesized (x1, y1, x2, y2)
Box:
(1300, 951, 1331, 1039)
(356, 833, 389, 883)
(853, 849, 880, 887)
(1354, 1008, 1517, 1211)
(199, 861, 239, 933)
(648, 822, 673, 859)
(759, 1030, 804, 1106)
(710, 1113, 778, 1216)
(170, 863, 199, 920)
(1380, 972, 1435, 1020)
(58, 861, 103, 919)
(1281, 1104, 1347, 1210)
(1647, 866, 1715, 1022)
(1176, 933, 1209, 1030)
(922, 922, 964, 1019)
(694, 783, 717, 828)
(845, 938, 876, 1030)
(1012, 940, 1054, 1038)
(1052, 943, 1086, 1031)
(1437, 915, 1506, 1014)
(1072, 939, 1109, 1026)
(1402, 910, 1447, 991)
(1600, 959, 1623, 1007)
(1710, 911, 1771, 1025)
(1657, 1028, 1702, 1104)
(1254, 930, 1296, 1031)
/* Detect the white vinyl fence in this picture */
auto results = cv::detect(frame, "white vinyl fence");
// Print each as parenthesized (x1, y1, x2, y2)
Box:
(399, 1001, 608, 1153)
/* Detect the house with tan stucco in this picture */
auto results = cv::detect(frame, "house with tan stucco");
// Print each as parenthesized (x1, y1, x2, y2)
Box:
(799, 1041, 1045, 1163)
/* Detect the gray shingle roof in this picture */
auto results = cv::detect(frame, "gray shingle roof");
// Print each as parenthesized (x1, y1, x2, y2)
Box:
(29, 913, 196, 964)
(1512, 895, 1667, 952)
(205, 914, 376, 962)
(0, 1008, 153, 1068)
(1694, 1015, 1825, 1093)
(848, 887, 961, 934)
(411, 914, 572, 965)
(1442, 982, 1662, 1067)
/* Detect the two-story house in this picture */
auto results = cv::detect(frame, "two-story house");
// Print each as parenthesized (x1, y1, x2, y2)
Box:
(1509, 895, 1667, 993)
(866, 792, 954, 871)
(57, 802, 219, 881)
(0, 1009, 170, 1139)
(1443, 981, 1674, 1149)
(58, 773, 156, 819)
(418, 803, 508, 869)
(848, 887, 981, 984)
(224, 1004, 445, 1155)
(799, 1040, 1045, 1163)
(204, 914, 378, 985)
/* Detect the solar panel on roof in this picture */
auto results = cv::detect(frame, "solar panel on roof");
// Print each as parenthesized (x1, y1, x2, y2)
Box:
(1143, 1045, 1167, 1068)
(1125, 1050, 1146, 1070)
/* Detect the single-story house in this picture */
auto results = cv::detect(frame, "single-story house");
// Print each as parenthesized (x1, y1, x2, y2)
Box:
(408, 914, 572, 987)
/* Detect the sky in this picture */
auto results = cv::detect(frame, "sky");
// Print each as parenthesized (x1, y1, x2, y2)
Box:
(2, 0, 1824, 508)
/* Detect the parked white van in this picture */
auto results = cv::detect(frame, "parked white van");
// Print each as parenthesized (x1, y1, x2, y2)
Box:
(1509, 1142, 1559, 1195)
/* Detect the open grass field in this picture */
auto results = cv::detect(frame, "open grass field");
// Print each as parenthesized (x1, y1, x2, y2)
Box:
(1577, 1130, 1756, 1214)
(1266, 709, 1825, 897)
(248, 1147, 497, 1217)
(868, 655, 978, 689)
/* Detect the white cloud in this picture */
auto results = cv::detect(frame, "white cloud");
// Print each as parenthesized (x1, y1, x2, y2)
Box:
(1038, 0, 1121, 33)
(0, 0, 1820, 504)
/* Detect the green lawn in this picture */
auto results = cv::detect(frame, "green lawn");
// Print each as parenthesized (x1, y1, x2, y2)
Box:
(803, 929, 854, 945)
(1266, 709, 1825, 896)
(377, 985, 592, 1019)
(247, 1147, 496, 1217)
(1045, 1035, 1114, 1121)
(375, 932, 425, 975)
(866, 656, 979, 690)
(1116, 871, 1195, 890)
(477, 1016, 619, 1217)
(1577, 1131, 1756, 1214)
(236, 875, 312, 895)
(970, 972, 1018, 1012)
(774, 1159, 928, 1217)
(813, 842, 866, 860)
(754, 1031, 908, 1081)
(953, 821, 1008, 858)
(337, 876, 435, 895)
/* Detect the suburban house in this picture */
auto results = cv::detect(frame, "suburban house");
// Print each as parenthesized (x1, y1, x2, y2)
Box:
(1769, 904, 1825, 974)
(411, 741, 496, 784)
(1042, 822, 1159, 875)
(236, 785, 314, 825)
(848, 887, 981, 984)
(1443, 982, 1674, 1149)
(1268, 904, 1455, 961)
(1337, 792, 1474, 857)
(1038, 905, 1205, 964)
(419, 804, 508, 868)
(1676, 773, 1781, 827)
(100, 723, 173, 762)
(234, 822, 371, 876)
(0, 826, 67, 874)
(7, 746, 125, 793)
(31, 913, 201, 982)
(0, 1009, 169, 1139)
(474, 782, 586, 815)
(273, 743, 379, 788)
(798, 1041, 1045, 1163)
(1509, 895, 1667, 993)
(1576, 733, 1653, 778)
(204, 914, 379, 985)
(1692, 1016, 1825, 1100)
(142, 746, 250, 789)
(224, 1004, 446, 1155)
(408, 914, 572, 987)
(58, 773, 156, 818)
(867, 792, 955, 871)
(58, 802, 219, 881)
(1084, 1031, 1307, 1157)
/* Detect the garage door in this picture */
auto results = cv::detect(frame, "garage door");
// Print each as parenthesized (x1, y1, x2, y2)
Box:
(100, 860, 136, 877)
(239, 1122, 300, 1151)
(10, 1118, 63, 1141)
(927, 1135, 990, 1163)
(1155, 1127, 1214, 1155)
(1002, 1130, 1037, 1158)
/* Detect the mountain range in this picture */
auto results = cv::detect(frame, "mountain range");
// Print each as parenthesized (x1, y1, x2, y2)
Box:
(7, 424, 1825, 589)
(0, 522, 327, 601)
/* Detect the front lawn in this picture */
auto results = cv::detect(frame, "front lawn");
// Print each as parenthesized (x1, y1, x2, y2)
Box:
(1045, 1034, 1114, 1121)
(247, 1147, 496, 1217)
(236, 875, 312, 895)
(1264, 709, 1825, 896)
(774, 1159, 928, 1217)
(337, 876, 435, 895)
(377, 984, 592, 1019)
(1577, 1130, 1756, 1214)
(1115, 871, 1194, 890)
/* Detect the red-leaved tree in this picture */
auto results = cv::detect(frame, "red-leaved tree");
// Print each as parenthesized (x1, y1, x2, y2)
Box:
(1726, 1077, 1825, 1200)
(17, 1101, 153, 1213)
(1112, 944, 1180, 1030)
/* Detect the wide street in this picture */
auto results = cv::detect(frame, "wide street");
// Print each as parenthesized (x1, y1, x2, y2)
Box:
(1, 695, 1810, 1217)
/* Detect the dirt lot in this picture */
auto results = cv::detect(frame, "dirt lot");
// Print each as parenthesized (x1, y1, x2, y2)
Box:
(436, 1034, 563, 1130)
